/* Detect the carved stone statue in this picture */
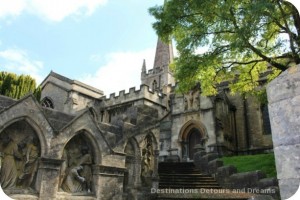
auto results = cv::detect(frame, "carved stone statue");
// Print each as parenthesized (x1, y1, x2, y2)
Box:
(61, 134, 93, 193)
(141, 135, 154, 186)
(78, 149, 93, 193)
(61, 166, 85, 193)
(18, 137, 39, 188)
(0, 136, 22, 189)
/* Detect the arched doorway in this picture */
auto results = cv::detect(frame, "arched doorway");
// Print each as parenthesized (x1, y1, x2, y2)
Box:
(179, 120, 207, 161)
(187, 128, 202, 160)
(0, 120, 40, 191)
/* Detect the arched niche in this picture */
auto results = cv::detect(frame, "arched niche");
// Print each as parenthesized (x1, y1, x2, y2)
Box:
(140, 133, 158, 186)
(0, 120, 41, 192)
(152, 80, 158, 90)
(60, 131, 95, 194)
(123, 138, 141, 196)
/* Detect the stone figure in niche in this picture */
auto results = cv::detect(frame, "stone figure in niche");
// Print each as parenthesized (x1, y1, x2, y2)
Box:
(61, 134, 93, 193)
(184, 97, 188, 111)
(0, 121, 41, 191)
(62, 166, 86, 193)
(141, 135, 154, 186)
(18, 136, 39, 188)
(78, 148, 93, 192)
(193, 95, 200, 109)
(0, 136, 22, 189)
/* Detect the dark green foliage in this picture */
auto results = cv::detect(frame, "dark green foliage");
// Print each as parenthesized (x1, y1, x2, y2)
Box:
(0, 71, 41, 101)
(150, 0, 300, 97)
(221, 153, 277, 178)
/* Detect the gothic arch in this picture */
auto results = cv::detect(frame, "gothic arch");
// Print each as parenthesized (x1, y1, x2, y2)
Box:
(123, 137, 142, 196)
(62, 129, 101, 165)
(0, 119, 42, 191)
(124, 137, 141, 157)
(178, 120, 207, 142)
(178, 120, 208, 160)
(143, 131, 158, 150)
(0, 116, 48, 157)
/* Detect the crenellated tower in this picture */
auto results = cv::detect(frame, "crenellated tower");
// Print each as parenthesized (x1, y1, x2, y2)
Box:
(141, 38, 175, 93)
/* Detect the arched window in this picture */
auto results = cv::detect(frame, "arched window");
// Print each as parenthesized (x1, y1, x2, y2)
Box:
(152, 80, 157, 90)
(41, 97, 54, 109)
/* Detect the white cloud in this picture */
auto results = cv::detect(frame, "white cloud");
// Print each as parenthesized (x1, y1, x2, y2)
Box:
(0, 0, 25, 18)
(0, 48, 44, 83)
(0, 0, 108, 21)
(80, 48, 155, 95)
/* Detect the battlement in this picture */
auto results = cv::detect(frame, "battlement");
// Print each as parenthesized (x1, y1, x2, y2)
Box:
(100, 84, 168, 107)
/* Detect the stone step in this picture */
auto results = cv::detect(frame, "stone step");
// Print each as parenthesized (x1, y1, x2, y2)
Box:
(159, 181, 220, 185)
(155, 190, 252, 200)
(159, 185, 221, 189)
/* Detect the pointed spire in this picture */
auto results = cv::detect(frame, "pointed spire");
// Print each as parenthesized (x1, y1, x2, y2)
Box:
(142, 59, 147, 73)
(153, 38, 174, 69)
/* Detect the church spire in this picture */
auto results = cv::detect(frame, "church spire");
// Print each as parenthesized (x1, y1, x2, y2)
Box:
(153, 38, 174, 70)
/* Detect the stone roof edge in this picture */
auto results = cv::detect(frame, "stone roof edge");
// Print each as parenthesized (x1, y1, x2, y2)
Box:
(40, 71, 104, 95)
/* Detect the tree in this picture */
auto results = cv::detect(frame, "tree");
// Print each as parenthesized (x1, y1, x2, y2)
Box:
(0, 71, 41, 101)
(149, 0, 300, 97)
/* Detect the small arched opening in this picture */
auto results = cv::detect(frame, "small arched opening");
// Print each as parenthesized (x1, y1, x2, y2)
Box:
(41, 97, 54, 109)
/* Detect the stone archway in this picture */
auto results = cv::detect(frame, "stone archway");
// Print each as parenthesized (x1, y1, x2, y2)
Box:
(179, 120, 207, 161)
(60, 131, 95, 194)
(0, 120, 41, 192)
(123, 138, 141, 199)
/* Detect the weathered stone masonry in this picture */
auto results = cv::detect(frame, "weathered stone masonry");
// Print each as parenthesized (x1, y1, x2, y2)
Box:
(0, 38, 274, 199)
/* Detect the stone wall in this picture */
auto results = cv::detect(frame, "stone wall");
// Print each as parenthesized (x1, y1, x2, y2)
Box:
(267, 64, 300, 199)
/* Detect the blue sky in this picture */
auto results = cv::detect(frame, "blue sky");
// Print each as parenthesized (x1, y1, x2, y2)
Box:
(0, 0, 164, 95)
(0, 0, 299, 96)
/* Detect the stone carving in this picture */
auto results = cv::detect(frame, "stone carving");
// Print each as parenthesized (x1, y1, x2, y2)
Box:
(61, 134, 93, 193)
(0, 132, 40, 191)
(0, 135, 23, 189)
(141, 134, 154, 186)
(18, 136, 39, 188)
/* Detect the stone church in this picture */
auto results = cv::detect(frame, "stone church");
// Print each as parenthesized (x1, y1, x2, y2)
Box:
(0, 38, 273, 199)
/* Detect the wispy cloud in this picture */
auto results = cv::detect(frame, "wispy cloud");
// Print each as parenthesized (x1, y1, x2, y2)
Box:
(0, 48, 44, 83)
(80, 48, 155, 95)
(0, 0, 108, 21)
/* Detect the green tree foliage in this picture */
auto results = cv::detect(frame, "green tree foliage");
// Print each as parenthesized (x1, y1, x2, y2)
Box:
(150, 0, 300, 97)
(0, 71, 41, 101)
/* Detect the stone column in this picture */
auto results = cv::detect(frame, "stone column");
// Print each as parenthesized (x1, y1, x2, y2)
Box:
(267, 64, 300, 199)
(36, 157, 64, 200)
